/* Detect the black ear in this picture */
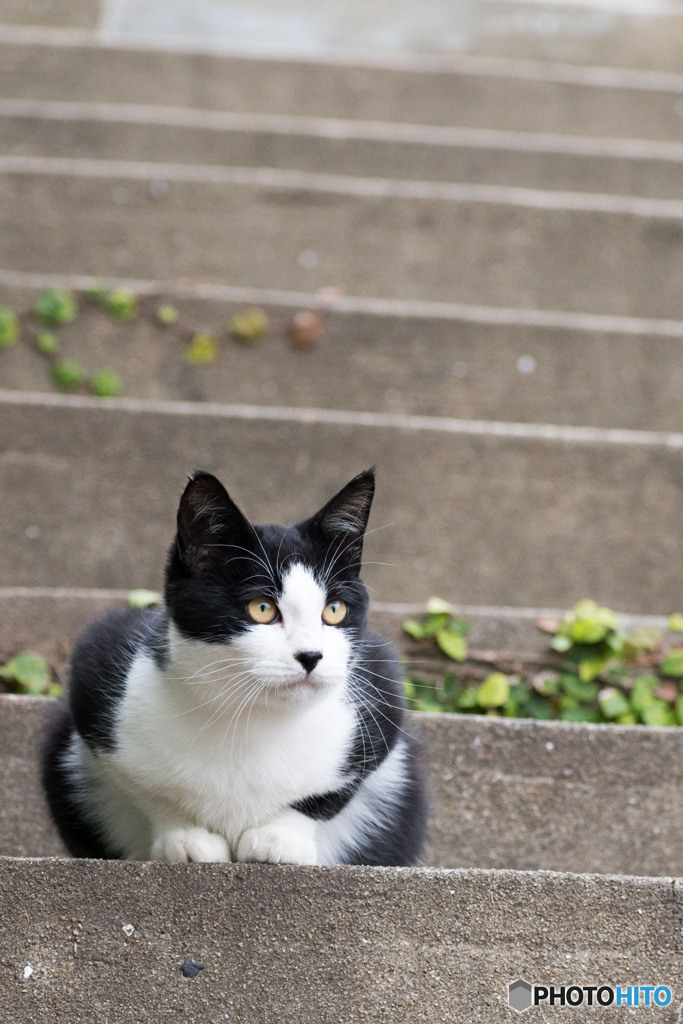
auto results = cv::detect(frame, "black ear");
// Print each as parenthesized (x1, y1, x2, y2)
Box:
(304, 469, 375, 571)
(175, 471, 251, 573)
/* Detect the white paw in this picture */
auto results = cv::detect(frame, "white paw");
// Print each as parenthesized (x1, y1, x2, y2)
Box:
(150, 826, 230, 863)
(236, 823, 317, 865)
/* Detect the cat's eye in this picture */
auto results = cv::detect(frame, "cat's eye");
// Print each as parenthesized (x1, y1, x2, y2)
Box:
(322, 600, 347, 626)
(247, 598, 278, 624)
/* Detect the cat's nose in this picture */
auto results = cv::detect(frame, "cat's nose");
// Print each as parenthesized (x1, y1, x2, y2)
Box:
(294, 650, 323, 674)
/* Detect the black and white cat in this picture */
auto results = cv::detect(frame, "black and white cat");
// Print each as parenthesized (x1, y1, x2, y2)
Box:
(42, 469, 427, 865)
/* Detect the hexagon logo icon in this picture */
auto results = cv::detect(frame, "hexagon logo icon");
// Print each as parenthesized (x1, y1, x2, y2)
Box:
(509, 979, 533, 1012)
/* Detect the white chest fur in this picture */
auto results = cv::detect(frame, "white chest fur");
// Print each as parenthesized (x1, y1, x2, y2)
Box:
(108, 564, 358, 850)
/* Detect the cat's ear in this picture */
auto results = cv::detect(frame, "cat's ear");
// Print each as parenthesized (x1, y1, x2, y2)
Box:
(304, 468, 375, 571)
(175, 471, 251, 573)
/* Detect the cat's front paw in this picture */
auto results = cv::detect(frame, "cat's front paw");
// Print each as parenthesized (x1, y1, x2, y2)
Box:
(150, 826, 230, 863)
(236, 819, 317, 865)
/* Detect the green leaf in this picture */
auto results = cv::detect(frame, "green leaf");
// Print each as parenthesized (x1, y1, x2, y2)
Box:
(230, 308, 269, 343)
(156, 305, 179, 327)
(674, 695, 683, 726)
(476, 673, 510, 708)
(629, 674, 658, 716)
(91, 369, 123, 398)
(578, 652, 613, 682)
(509, 681, 531, 710)
(426, 597, 455, 616)
(0, 652, 50, 694)
(403, 619, 428, 641)
(550, 634, 572, 653)
(570, 619, 609, 645)
(598, 686, 630, 720)
(35, 289, 77, 326)
(641, 699, 676, 727)
(51, 358, 85, 390)
(420, 613, 451, 638)
(185, 332, 217, 365)
(37, 331, 59, 355)
(660, 649, 683, 678)
(85, 281, 106, 302)
(668, 613, 683, 633)
(435, 629, 467, 662)
(456, 687, 480, 711)
(559, 674, 599, 702)
(561, 706, 601, 723)
(527, 695, 553, 720)
(105, 288, 139, 321)
(0, 306, 19, 347)
(534, 672, 559, 696)
(128, 589, 162, 609)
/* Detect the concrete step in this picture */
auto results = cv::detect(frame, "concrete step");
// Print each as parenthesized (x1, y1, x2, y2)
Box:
(3, 273, 683, 433)
(3, 687, 682, 875)
(4, 99, 683, 200)
(4, 854, 681, 1024)
(2, 392, 683, 613)
(3, 160, 683, 320)
(2, 30, 683, 142)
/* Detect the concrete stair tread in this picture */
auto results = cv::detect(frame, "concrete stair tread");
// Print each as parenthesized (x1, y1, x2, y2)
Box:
(3, 274, 683, 433)
(2, 391, 683, 613)
(3, 158, 683, 320)
(4, 854, 682, 1023)
(3, 98, 683, 200)
(3, 29, 683, 142)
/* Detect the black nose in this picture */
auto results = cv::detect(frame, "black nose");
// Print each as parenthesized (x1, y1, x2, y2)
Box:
(294, 650, 323, 674)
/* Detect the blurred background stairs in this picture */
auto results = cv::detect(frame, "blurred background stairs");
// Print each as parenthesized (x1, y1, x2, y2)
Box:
(1, 0, 683, 617)
(1, 2, 683, 1020)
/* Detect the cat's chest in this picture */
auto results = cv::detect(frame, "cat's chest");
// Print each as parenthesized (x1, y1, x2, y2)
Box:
(115, 657, 356, 834)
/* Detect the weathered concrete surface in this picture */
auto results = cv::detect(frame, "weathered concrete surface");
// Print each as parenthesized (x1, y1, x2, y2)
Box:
(2, 282, 683, 432)
(1, 857, 682, 1024)
(5, 105, 683, 201)
(4, 694, 683, 877)
(3, 36, 683, 142)
(2, 393, 683, 612)
(0, 0, 98, 29)
(3, 167, 683, 320)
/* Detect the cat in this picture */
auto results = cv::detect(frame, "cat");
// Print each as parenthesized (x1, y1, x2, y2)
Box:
(41, 468, 427, 865)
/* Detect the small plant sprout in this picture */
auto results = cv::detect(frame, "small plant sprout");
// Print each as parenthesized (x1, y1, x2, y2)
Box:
(35, 289, 78, 326)
(128, 590, 162, 609)
(105, 289, 139, 321)
(185, 332, 217, 365)
(37, 332, 59, 356)
(51, 358, 85, 391)
(156, 305, 179, 327)
(0, 307, 19, 347)
(0, 652, 61, 696)
(91, 370, 123, 398)
(229, 308, 270, 343)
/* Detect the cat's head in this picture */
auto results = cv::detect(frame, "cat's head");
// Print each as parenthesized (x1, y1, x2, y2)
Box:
(164, 469, 375, 704)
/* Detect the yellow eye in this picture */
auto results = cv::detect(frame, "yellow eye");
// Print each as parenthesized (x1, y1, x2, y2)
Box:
(247, 598, 278, 624)
(322, 600, 347, 626)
